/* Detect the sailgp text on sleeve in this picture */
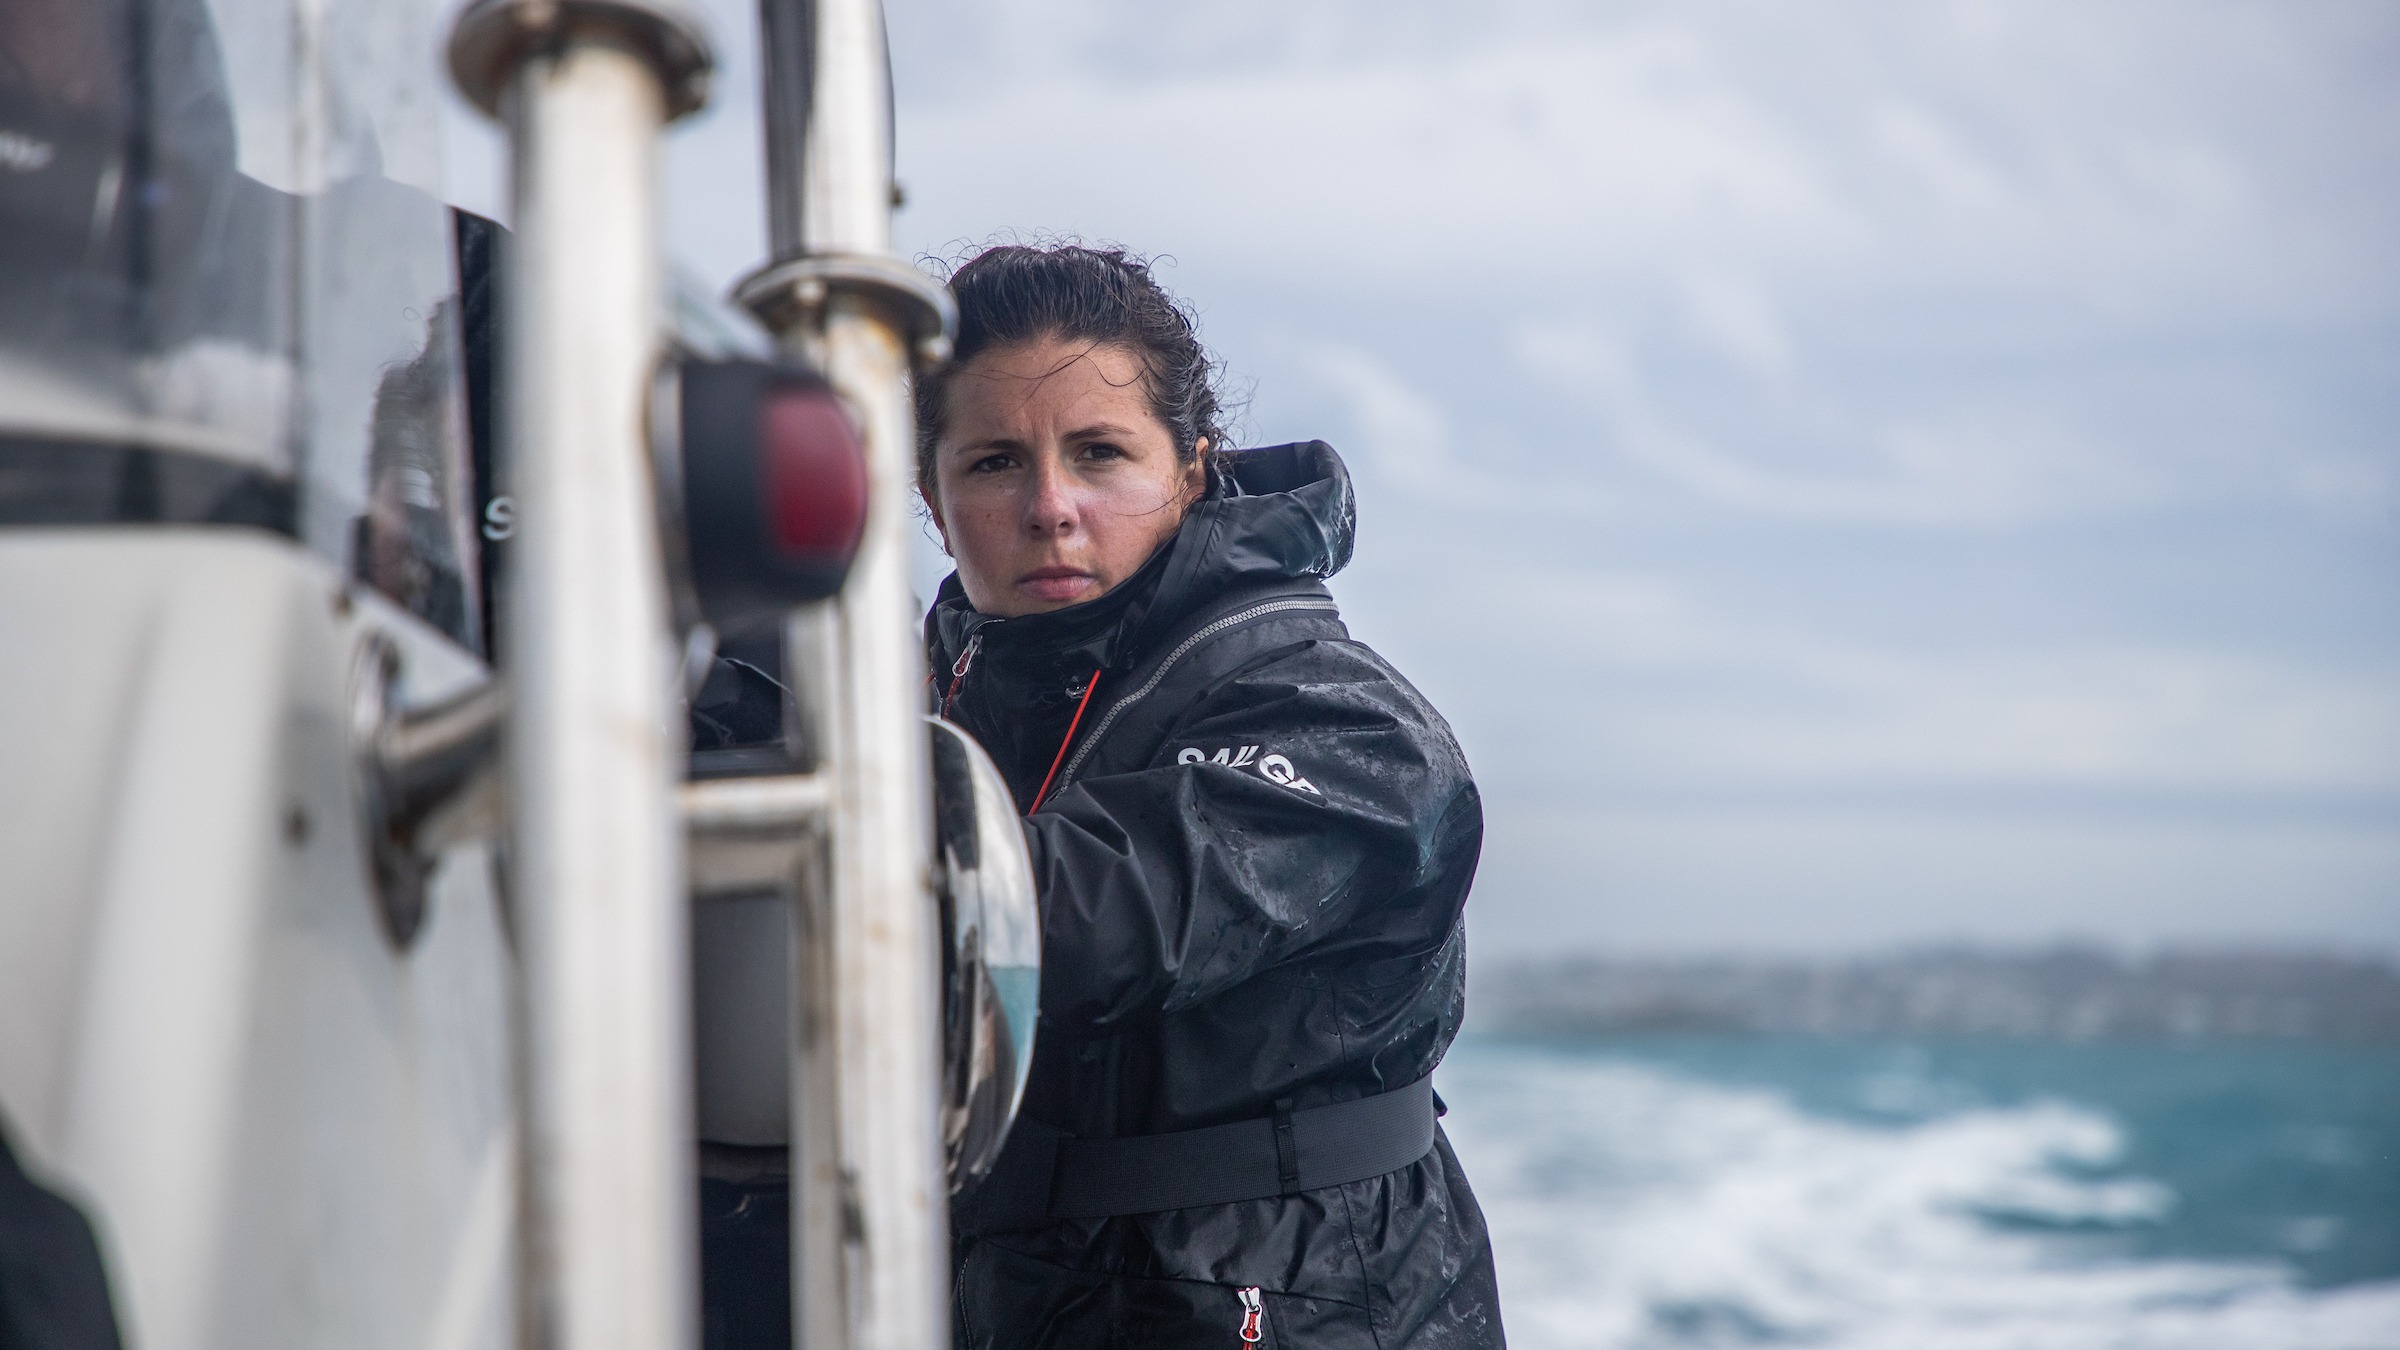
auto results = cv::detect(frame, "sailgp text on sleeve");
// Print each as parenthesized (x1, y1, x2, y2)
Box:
(1174, 744, 1321, 795)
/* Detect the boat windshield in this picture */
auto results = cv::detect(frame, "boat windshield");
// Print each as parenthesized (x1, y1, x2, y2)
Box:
(0, 0, 485, 653)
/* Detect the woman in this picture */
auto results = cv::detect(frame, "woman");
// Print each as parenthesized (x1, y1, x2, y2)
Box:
(921, 245, 1503, 1349)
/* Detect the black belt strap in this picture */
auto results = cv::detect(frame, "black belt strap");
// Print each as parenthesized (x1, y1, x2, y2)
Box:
(973, 1077, 1440, 1224)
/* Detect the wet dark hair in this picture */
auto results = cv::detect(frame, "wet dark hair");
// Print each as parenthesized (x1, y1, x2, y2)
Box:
(915, 244, 1227, 497)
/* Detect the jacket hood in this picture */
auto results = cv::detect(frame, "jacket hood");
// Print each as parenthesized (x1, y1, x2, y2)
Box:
(926, 440, 1355, 682)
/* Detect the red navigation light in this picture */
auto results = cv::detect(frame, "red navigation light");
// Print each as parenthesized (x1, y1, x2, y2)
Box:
(759, 380, 868, 563)
(676, 358, 869, 631)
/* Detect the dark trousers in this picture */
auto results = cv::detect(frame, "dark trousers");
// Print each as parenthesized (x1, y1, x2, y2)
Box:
(699, 1174, 791, 1350)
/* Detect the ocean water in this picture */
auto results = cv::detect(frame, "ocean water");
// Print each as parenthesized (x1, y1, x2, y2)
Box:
(1435, 1035, 2400, 1350)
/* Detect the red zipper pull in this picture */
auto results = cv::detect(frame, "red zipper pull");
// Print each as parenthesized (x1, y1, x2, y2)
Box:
(941, 632, 983, 717)
(1237, 1286, 1264, 1343)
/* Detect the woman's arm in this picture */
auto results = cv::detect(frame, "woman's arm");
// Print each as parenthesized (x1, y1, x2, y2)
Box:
(1025, 637, 1482, 1030)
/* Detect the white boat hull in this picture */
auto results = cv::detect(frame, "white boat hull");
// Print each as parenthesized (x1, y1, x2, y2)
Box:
(0, 529, 516, 1350)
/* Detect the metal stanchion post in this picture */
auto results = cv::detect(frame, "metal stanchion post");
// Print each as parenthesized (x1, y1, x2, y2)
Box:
(447, 6, 712, 1347)
(739, 2, 956, 1345)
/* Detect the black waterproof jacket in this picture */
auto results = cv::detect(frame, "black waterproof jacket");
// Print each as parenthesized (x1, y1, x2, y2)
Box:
(928, 442, 1503, 1349)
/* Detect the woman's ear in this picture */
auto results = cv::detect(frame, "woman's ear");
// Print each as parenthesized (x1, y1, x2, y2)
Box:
(918, 482, 952, 555)
(1183, 437, 1211, 501)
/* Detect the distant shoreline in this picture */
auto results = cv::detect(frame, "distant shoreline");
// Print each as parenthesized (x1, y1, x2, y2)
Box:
(1467, 946, 2400, 1044)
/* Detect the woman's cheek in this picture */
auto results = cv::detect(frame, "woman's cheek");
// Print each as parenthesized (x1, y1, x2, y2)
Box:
(1085, 479, 1175, 521)
(951, 510, 1015, 568)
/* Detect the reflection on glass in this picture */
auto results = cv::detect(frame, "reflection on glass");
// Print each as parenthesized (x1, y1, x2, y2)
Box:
(0, 0, 487, 652)
(0, 0, 295, 467)
(354, 298, 478, 647)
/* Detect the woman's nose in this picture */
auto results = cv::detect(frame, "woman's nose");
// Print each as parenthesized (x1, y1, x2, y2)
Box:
(1022, 458, 1078, 536)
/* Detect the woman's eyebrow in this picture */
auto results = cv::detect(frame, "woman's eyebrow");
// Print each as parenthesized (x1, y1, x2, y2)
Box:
(950, 423, 1137, 455)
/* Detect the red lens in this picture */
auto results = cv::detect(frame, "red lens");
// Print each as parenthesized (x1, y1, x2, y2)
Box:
(758, 385, 868, 563)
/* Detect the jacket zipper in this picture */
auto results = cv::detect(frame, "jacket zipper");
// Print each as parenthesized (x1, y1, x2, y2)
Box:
(1237, 1286, 1265, 1343)
(1026, 669, 1103, 814)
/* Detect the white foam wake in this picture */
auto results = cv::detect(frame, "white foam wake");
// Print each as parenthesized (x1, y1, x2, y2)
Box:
(1435, 1043, 2400, 1350)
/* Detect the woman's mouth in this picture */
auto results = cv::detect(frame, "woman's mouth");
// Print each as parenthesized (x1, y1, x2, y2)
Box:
(1016, 566, 1097, 603)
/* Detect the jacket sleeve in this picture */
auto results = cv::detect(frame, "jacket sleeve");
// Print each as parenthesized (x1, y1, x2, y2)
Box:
(1023, 636, 1480, 1030)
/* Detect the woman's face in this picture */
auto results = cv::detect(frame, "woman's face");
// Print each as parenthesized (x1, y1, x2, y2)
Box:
(924, 336, 1205, 618)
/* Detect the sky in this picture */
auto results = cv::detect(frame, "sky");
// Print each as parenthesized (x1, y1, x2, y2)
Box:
(440, 0, 2400, 959)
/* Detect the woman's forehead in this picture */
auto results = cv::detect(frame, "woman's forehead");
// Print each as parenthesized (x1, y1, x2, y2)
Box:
(941, 340, 1156, 441)
(957, 335, 1145, 387)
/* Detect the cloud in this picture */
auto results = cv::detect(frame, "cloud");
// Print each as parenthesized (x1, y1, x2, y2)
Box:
(1290, 342, 1563, 514)
(893, 0, 2400, 324)
(1293, 346, 1454, 493)
(1675, 271, 1795, 384)
(424, 0, 2400, 953)
(1502, 316, 2183, 529)
(1266, 312, 2073, 533)
(1435, 567, 2400, 798)
(897, 23, 1847, 294)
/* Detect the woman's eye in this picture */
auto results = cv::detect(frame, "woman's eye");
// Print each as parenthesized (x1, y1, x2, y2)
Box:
(967, 453, 1015, 475)
(1081, 442, 1126, 462)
